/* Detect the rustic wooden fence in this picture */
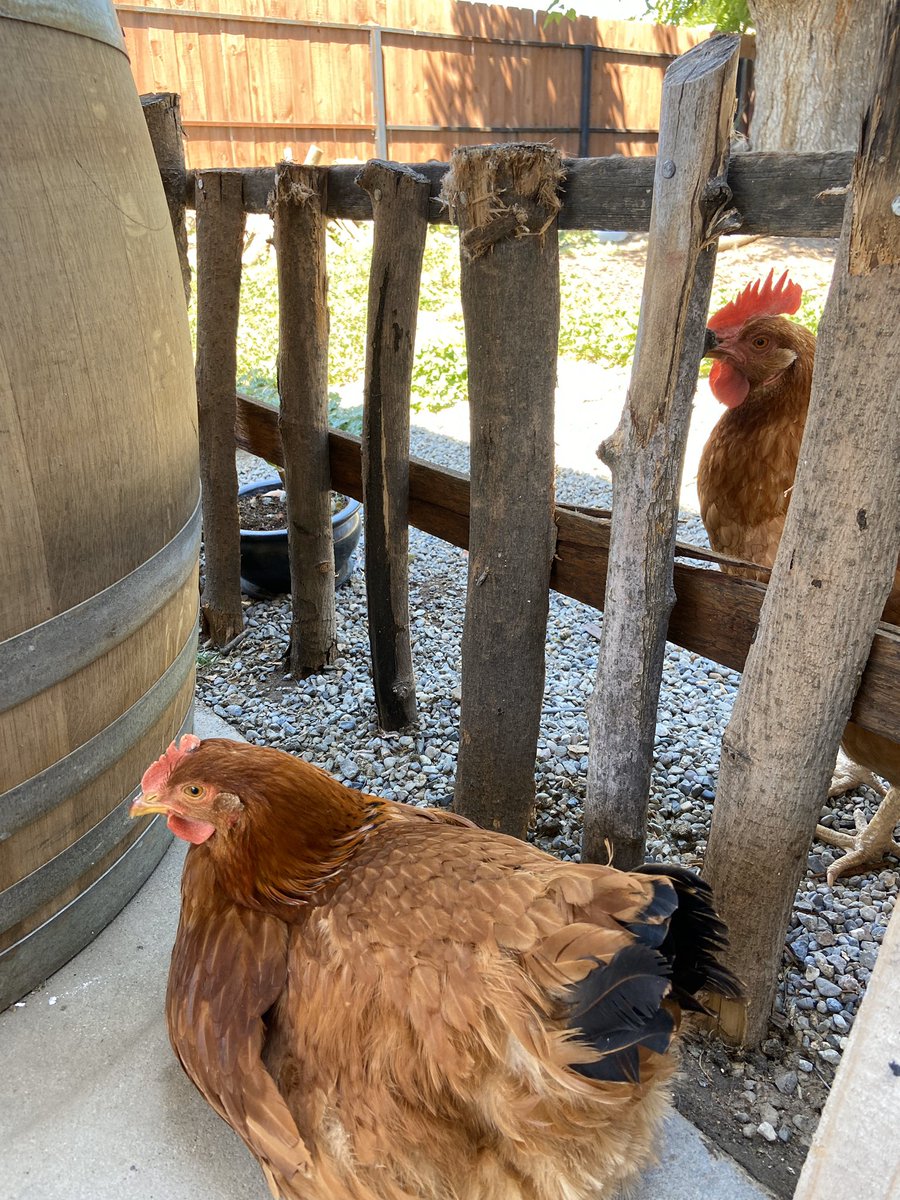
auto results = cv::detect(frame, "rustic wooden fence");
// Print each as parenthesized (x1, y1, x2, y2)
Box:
(122, 0, 753, 166)
(142, 22, 899, 1055)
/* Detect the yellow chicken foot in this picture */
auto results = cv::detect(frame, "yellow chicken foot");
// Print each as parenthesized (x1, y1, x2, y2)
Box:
(828, 751, 888, 800)
(815, 785, 900, 885)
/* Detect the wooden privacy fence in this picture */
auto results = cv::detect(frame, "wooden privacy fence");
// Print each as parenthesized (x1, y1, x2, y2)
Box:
(143, 25, 899, 1051)
(121, 0, 753, 166)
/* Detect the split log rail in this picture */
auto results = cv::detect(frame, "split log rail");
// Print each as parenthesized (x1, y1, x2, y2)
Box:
(142, 25, 899, 1053)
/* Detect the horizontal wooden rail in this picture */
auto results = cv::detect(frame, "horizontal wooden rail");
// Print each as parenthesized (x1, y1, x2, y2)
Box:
(187, 152, 852, 238)
(116, 4, 687, 59)
(235, 394, 899, 742)
(182, 120, 660, 138)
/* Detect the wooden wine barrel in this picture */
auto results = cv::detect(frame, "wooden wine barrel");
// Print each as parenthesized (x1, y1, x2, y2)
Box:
(0, 4, 199, 1010)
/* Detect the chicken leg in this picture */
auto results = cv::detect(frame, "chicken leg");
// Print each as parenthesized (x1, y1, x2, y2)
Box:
(828, 750, 886, 800)
(816, 784, 900, 886)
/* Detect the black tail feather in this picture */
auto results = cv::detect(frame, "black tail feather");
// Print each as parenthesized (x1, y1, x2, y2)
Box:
(634, 863, 745, 1009)
(568, 943, 675, 1084)
(568, 865, 744, 1086)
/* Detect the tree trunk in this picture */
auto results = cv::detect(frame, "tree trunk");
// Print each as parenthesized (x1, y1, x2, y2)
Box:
(583, 34, 741, 870)
(444, 144, 562, 838)
(272, 164, 337, 678)
(357, 161, 430, 731)
(195, 171, 245, 647)
(748, 0, 891, 151)
(705, 2, 900, 1048)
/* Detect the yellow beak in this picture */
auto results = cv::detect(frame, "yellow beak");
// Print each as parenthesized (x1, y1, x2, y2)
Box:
(129, 792, 169, 819)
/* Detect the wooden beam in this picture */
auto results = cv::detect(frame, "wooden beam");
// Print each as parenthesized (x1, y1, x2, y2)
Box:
(235, 394, 900, 745)
(200, 152, 852, 238)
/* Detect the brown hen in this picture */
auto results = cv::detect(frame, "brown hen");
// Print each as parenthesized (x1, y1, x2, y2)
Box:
(132, 735, 742, 1200)
(698, 270, 900, 885)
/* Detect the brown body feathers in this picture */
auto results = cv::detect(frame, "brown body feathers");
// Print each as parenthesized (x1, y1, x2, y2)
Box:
(140, 738, 742, 1200)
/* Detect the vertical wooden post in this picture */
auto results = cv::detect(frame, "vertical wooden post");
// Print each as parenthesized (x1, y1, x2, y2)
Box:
(443, 143, 562, 837)
(272, 164, 337, 678)
(705, 5, 900, 1048)
(357, 161, 430, 730)
(140, 92, 191, 306)
(195, 170, 246, 647)
(582, 34, 740, 870)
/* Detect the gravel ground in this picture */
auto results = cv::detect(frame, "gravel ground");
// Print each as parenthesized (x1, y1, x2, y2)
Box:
(196, 237, 896, 1196)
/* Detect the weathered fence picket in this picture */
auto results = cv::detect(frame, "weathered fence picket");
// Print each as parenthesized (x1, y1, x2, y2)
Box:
(444, 143, 562, 837)
(358, 161, 430, 731)
(272, 164, 337, 678)
(194, 170, 246, 647)
(583, 34, 741, 870)
(705, 4, 900, 1046)
(141, 93, 191, 306)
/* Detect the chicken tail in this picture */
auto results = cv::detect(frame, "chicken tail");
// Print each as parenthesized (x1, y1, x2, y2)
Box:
(567, 941, 676, 1084)
(567, 865, 743, 1084)
(633, 863, 745, 1013)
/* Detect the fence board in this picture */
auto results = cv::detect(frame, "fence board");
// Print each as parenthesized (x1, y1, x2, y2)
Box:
(204, 152, 851, 238)
(117, 0, 714, 166)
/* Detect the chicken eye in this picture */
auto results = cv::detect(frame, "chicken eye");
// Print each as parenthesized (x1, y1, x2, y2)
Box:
(752, 335, 769, 349)
(183, 784, 204, 798)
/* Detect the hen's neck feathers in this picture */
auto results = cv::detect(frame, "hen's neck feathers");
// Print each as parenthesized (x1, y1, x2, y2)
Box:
(171, 740, 389, 917)
(722, 323, 815, 431)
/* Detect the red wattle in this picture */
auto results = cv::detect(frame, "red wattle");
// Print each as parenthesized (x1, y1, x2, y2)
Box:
(710, 361, 750, 408)
(167, 813, 216, 845)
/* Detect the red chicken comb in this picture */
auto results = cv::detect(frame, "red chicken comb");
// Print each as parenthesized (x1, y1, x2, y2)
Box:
(708, 269, 802, 332)
(141, 733, 201, 793)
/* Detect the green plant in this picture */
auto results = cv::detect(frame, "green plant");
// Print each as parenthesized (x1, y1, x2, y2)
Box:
(543, 0, 576, 26)
(411, 341, 469, 412)
(328, 392, 364, 436)
(642, 0, 751, 31)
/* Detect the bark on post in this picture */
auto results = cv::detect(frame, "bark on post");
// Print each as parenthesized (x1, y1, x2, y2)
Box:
(141, 92, 191, 305)
(272, 164, 337, 678)
(704, 5, 900, 1049)
(357, 161, 430, 730)
(195, 171, 245, 646)
(442, 144, 562, 837)
(582, 34, 741, 869)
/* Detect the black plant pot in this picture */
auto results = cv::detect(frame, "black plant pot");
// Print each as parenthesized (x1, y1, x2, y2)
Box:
(238, 478, 362, 600)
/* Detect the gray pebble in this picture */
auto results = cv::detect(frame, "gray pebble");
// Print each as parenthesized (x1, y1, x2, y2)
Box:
(774, 1070, 798, 1096)
(815, 978, 842, 999)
